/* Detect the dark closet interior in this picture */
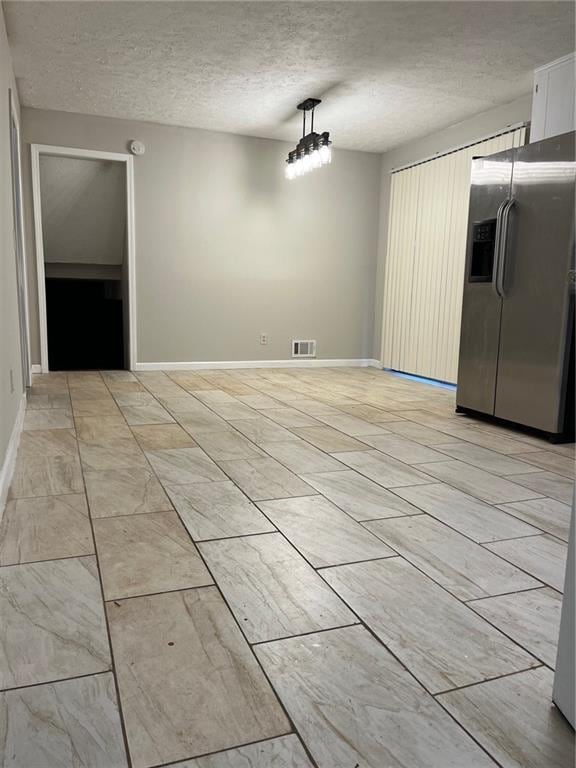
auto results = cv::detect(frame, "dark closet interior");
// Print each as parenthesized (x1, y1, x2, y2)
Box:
(46, 277, 124, 370)
(40, 154, 127, 371)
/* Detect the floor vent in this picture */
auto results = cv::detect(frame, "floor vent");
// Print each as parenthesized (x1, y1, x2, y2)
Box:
(292, 339, 317, 358)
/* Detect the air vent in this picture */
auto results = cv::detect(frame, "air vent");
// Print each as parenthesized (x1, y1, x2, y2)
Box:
(292, 339, 317, 358)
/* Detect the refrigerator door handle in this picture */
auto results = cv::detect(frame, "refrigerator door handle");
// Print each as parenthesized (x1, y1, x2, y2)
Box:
(492, 199, 509, 297)
(496, 198, 515, 298)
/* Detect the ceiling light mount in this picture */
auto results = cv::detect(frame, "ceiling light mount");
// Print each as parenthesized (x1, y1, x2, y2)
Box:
(285, 97, 332, 180)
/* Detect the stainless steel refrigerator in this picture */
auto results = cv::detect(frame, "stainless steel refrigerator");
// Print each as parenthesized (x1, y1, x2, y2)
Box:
(456, 131, 575, 439)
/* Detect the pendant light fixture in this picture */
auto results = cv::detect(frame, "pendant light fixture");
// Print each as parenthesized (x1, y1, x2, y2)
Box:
(285, 98, 332, 180)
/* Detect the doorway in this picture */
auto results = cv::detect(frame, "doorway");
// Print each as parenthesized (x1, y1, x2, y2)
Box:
(9, 89, 31, 388)
(31, 145, 136, 372)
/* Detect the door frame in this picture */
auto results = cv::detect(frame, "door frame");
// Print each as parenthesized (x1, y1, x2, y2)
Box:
(31, 143, 136, 372)
(9, 90, 32, 387)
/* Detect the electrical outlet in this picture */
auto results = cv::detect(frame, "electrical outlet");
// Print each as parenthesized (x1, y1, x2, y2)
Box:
(9, 369, 14, 394)
(259, 333, 268, 345)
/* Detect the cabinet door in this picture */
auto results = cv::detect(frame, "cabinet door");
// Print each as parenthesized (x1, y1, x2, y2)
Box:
(531, 54, 576, 143)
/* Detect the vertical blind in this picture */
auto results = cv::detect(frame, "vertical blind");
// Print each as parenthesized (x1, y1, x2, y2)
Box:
(381, 126, 526, 384)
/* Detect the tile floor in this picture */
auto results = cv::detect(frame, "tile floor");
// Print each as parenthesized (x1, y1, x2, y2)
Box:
(0, 366, 574, 768)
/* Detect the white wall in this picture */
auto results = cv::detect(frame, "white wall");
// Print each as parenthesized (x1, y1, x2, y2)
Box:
(374, 95, 533, 361)
(21, 108, 381, 366)
(0, 9, 24, 472)
(40, 155, 126, 265)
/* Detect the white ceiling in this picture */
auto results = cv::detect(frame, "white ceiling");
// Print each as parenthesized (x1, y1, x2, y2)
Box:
(4, 1, 574, 153)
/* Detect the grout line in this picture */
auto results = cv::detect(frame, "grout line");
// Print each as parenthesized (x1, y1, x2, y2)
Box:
(433, 663, 545, 698)
(251, 622, 362, 647)
(0, 669, 112, 695)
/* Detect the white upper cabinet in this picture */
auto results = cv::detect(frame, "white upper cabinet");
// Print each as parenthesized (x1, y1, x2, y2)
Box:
(530, 53, 575, 143)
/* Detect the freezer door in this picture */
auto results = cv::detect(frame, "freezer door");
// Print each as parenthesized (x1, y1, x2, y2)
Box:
(456, 149, 513, 414)
(494, 132, 575, 433)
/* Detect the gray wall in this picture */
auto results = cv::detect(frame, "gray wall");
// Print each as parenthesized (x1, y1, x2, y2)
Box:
(373, 94, 533, 360)
(21, 108, 381, 365)
(0, 9, 24, 471)
(40, 155, 126, 265)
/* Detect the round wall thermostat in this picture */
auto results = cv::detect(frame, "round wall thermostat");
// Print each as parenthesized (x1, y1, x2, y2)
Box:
(129, 140, 145, 156)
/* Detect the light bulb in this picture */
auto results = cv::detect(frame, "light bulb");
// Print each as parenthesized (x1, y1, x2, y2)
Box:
(302, 153, 312, 173)
(285, 163, 294, 180)
(311, 149, 321, 168)
(294, 157, 303, 176)
(319, 144, 332, 164)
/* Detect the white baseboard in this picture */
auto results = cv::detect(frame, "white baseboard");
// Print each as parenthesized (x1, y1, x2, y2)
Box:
(0, 393, 26, 516)
(31, 364, 42, 374)
(134, 358, 381, 371)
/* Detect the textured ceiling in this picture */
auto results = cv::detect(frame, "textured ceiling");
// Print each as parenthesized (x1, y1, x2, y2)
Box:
(4, 1, 575, 152)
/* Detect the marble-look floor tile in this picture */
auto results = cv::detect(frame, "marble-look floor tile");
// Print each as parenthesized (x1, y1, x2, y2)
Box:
(71, 398, 122, 418)
(75, 416, 132, 442)
(485, 534, 568, 592)
(120, 402, 175, 426)
(199, 534, 355, 642)
(0, 556, 110, 688)
(0, 673, 128, 768)
(218, 458, 316, 501)
(228, 417, 300, 445)
(496, 497, 572, 542)
(131, 423, 197, 451)
(323, 558, 537, 694)
(235, 393, 283, 409)
(434, 442, 541, 476)
(364, 515, 541, 600)
(78, 437, 148, 471)
(256, 625, 495, 768)
(176, 734, 313, 767)
(314, 412, 388, 437)
(335, 449, 434, 488)
(207, 401, 260, 420)
(84, 467, 172, 517)
(113, 392, 157, 407)
(9, 454, 84, 499)
(177, 411, 234, 434)
(194, 390, 236, 405)
(322, 557, 540, 693)
(166, 480, 275, 540)
(505, 471, 574, 505)
(301, 469, 423, 521)
(416, 460, 542, 503)
(93, 511, 212, 599)
(513, 450, 574, 478)
(380, 419, 456, 445)
(394, 483, 540, 542)
(16, 428, 77, 459)
(360, 434, 447, 464)
(438, 667, 574, 768)
(107, 587, 290, 768)
(335, 403, 399, 423)
(146, 447, 226, 485)
(259, 408, 323, 428)
(23, 408, 73, 431)
(26, 393, 70, 410)
(469, 588, 562, 667)
(292, 425, 370, 453)
(160, 396, 208, 416)
(261, 441, 346, 474)
(193, 430, 266, 461)
(0, 494, 93, 565)
(258, 495, 395, 567)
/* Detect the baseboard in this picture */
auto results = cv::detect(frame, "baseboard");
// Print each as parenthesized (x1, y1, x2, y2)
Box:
(134, 358, 381, 371)
(0, 393, 26, 516)
(31, 364, 42, 374)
